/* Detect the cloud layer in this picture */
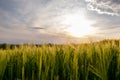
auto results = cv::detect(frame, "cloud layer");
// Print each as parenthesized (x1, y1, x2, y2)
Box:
(0, 0, 88, 44)
(0, 0, 120, 44)
(85, 0, 120, 16)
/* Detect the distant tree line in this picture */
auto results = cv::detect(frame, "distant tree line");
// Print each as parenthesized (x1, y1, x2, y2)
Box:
(0, 39, 120, 49)
(0, 43, 56, 50)
(0, 43, 17, 49)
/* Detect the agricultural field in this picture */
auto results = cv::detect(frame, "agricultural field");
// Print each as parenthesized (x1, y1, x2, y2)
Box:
(0, 40, 120, 80)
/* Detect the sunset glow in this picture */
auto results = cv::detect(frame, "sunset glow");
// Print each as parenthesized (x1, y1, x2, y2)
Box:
(62, 12, 95, 37)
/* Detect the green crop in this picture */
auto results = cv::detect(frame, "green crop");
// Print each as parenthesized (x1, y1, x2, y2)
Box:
(0, 40, 120, 80)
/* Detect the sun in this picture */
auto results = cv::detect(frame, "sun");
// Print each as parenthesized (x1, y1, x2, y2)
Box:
(61, 12, 96, 37)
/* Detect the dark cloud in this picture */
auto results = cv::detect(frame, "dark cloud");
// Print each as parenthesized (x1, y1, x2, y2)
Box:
(30, 27, 45, 30)
(111, 0, 120, 4)
(0, 0, 18, 11)
(85, 0, 120, 16)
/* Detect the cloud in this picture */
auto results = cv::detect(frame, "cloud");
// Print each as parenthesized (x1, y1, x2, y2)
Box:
(0, 0, 85, 29)
(0, 0, 86, 43)
(92, 19, 120, 39)
(2, 0, 115, 43)
(30, 27, 45, 30)
(85, 0, 120, 16)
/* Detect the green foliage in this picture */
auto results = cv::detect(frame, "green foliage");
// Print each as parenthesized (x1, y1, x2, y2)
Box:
(0, 41, 120, 80)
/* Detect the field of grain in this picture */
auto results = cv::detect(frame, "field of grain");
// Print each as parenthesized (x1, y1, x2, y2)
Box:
(0, 40, 120, 80)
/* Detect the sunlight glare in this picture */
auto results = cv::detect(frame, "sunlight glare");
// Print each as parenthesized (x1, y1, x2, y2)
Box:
(62, 12, 96, 37)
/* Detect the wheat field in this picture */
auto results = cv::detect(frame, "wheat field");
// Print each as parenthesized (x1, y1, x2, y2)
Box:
(0, 40, 120, 80)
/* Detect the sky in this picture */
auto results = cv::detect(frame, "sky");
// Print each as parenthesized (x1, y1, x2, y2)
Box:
(0, 0, 120, 44)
